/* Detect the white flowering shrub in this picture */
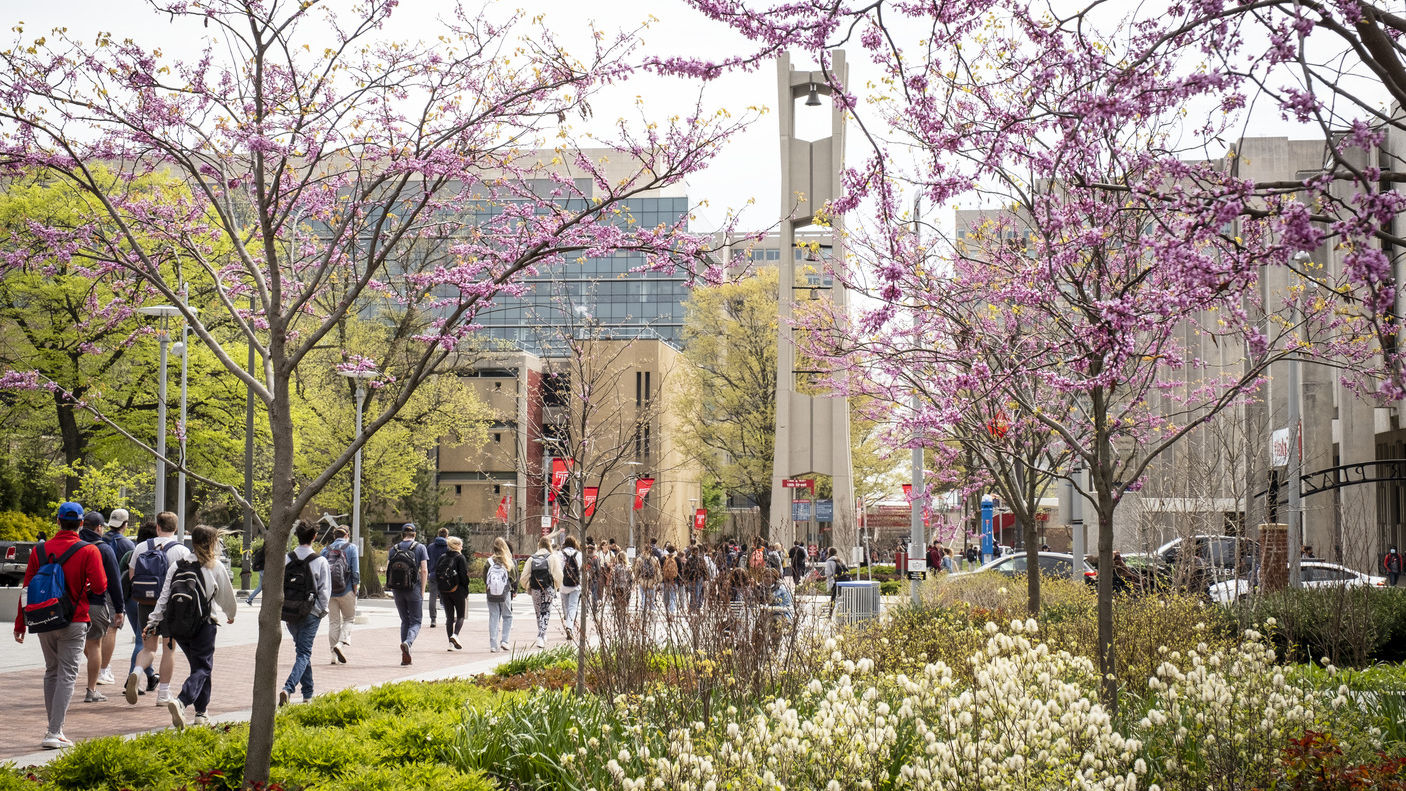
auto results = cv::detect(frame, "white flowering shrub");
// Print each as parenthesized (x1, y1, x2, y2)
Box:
(597, 620, 1377, 791)
(1135, 623, 1340, 791)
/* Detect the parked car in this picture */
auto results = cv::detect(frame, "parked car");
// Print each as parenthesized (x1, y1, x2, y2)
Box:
(1084, 551, 1176, 594)
(1157, 535, 1259, 585)
(1209, 561, 1388, 604)
(0, 541, 37, 586)
(950, 551, 1092, 580)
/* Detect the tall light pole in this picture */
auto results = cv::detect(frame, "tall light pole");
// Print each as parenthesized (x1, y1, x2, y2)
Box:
(338, 367, 378, 565)
(1287, 251, 1309, 588)
(626, 460, 643, 554)
(174, 284, 192, 539)
(242, 294, 255, 592)
(139, 304, 185, 517)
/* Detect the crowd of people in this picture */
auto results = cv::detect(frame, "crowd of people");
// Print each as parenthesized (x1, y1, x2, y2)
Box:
(9, 504, 876, 753)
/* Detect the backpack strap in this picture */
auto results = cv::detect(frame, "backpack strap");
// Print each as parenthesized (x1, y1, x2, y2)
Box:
(52, 541, 90, 567)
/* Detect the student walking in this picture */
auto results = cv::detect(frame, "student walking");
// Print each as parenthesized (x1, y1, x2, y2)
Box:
(124, 512, 193, 707)
(824, 547, 851, 616)
(78, 510, 124, 703)
(97, 508, 134, 687)
(558, 537, 582, 641)
(280, 521, 330, 706)
(118, 521, 159, 695)
(788, 541, 808, 586)
(14, 502, 109, 749)
(485, 537, 515, 652)
(385, 524, 428, 665)
(519, 537, 561, 649)
(146, 525, 237, 729)
(435, 536, 470, 649)
(321, 525, 359, 664)
(634, 549, 660, 616)
(425, 527, 450, 630)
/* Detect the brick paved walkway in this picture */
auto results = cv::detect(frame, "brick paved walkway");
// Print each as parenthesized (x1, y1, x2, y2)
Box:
(1, 596, 575, 765)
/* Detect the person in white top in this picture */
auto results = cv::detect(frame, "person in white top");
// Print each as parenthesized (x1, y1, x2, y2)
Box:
(280, 520, 330, 706)
(556, 537, 583, 642)
(123, 511, 193, 707)
(146, 524, 236, 729)
(518, 537, 563, 649)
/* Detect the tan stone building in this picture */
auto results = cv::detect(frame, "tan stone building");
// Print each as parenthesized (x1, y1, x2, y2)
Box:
(437, 339, 702, 554)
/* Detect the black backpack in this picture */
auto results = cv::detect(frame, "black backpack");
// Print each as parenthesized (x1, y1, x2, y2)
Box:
(164, 559, 210, 640)
(281, 552, 317, 623)
(435, 553, 460, 593)
(529, 554, 553, 591)
(562, 551, 580, 588)
(385, 543, 418, 591)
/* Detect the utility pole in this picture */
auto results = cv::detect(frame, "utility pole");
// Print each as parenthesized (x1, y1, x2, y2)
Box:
(909, 195, 925, 606)
(1287, 251, 1308, 588)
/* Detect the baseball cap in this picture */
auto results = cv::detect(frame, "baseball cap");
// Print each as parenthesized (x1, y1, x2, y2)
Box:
(107, 508, 130, 527)
(56, 501, 84, 520)
(401, 522, 416, 531)
(83, 510, 105, 529)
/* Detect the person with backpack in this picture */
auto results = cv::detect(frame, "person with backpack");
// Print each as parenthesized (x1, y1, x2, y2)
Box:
(609, 549, 633, 624)
(683, 545, 707, 611)
(145, 524, 236, 729)
(518, 536, 562, 649)
(558, 536, 583, 641)
(485, 537, 516, 652)
(634, 547, 661, 616)
(766, 542, 784, 575)
(435, 536, 470, 649)
(124, 511, 192, 707)
(1385, 546, 1402, 587)
(824, 547, 851, 616)
(321, 525, 359, 664)
(12, 501, 108, 750)
(119, 520, 159, 697)
(788, 541, 808, 587)
(425, 527, 450, 631)
(280, 520, 330, 706)
(79, 510, 124, 703)
(96, 507, 133, 688)
(385, 523, 428, 666)
(659, 544, 681, 614)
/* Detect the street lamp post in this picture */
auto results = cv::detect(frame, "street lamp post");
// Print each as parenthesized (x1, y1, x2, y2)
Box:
(626, 461, 643, 554)
(138, 304, 187, 519)
(174, 284, 191, 539)
(337, 367, 379, 572)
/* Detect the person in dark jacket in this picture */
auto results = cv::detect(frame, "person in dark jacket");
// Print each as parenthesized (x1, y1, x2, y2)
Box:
(438, 536, 471, 649)
(79, 510, 124, 702)
(425, 527, 449, 630)
(788, 541, 808, 586)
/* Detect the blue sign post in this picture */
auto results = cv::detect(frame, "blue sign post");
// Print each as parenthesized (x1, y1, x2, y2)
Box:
(980, 494, 994, 560)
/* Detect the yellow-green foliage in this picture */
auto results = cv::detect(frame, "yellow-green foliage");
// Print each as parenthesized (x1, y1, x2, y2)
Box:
(0, 511, 47, 541)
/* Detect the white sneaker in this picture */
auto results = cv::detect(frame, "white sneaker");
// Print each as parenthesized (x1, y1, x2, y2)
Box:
(155, 691, 173, 706)
(534, 637, 546, 649)
(193, 713, 210, 726)
(500, 641, 509, 651)
(123, 672, 140, 705)
(84, 689, 107, 703)
(41, 733, 74, 749)
(97, 669, 115, 685)
(449, 635, 462, 650)
(167, 698, 187, 731)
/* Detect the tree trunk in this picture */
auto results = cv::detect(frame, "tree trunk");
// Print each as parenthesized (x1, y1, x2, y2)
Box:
(1095, 504, 1118, 713)
(53, 389, 85, 498)
(1023, 514, 1041, 614)
(243, 388, 295, 785)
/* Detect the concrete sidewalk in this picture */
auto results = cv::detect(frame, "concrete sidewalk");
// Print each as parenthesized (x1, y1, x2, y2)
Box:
(1, 594, 574, 765)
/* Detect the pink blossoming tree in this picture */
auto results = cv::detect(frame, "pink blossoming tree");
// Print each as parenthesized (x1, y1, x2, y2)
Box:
(0, 0, 744, 778)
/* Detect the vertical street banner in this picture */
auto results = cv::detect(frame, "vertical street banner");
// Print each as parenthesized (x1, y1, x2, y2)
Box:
(494, 496, 509, 522)
(583, 486, 599, 519)
(902, 483, 912, 499)
(549, 458, 573, 502)
(693, 508, 707, 531)
(633, 477, 655, 510)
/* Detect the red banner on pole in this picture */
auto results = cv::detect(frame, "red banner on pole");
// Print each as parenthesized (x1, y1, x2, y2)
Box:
(494, 496, 509, 522)
(693, 508, 707, 531)
(633, 477, 654, 510)
(583, 486, 599, 519)
(902, 483, 912, 499)
(548, 458, 571, 502)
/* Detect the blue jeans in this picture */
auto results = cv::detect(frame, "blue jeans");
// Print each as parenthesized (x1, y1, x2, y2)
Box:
(663, 583, 678, 613)
(124, 599, 153, 679)
(689, 580, 706, 610)
(283, 613, 321, 700)
(560, 588, 581, 628)
(393, 589, 422, 647)
(488, 597, 513, 647)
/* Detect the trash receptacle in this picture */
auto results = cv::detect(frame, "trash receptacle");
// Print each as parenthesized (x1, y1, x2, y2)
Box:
(835, 580, 881, 625)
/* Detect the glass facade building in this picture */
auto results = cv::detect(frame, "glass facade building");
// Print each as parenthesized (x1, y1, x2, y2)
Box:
(475, 195, 693, 354)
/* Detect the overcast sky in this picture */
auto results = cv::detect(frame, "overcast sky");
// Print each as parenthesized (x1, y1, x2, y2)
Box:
(14, 0, 1342, 237)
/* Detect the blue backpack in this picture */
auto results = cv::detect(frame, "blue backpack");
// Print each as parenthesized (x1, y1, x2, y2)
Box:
(23, 541, 90, 633)
(131, 539, 171, 606)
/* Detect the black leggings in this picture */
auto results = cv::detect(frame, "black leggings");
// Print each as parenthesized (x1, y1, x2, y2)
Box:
(442, 589, 468, 638)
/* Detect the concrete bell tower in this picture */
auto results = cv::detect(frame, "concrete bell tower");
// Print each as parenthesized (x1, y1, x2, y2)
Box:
(770, 50, 857, 553)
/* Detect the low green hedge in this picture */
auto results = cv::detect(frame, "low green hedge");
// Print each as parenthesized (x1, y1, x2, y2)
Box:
(1230, 585, 1406, 667)
(1, 681, 506, 791)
